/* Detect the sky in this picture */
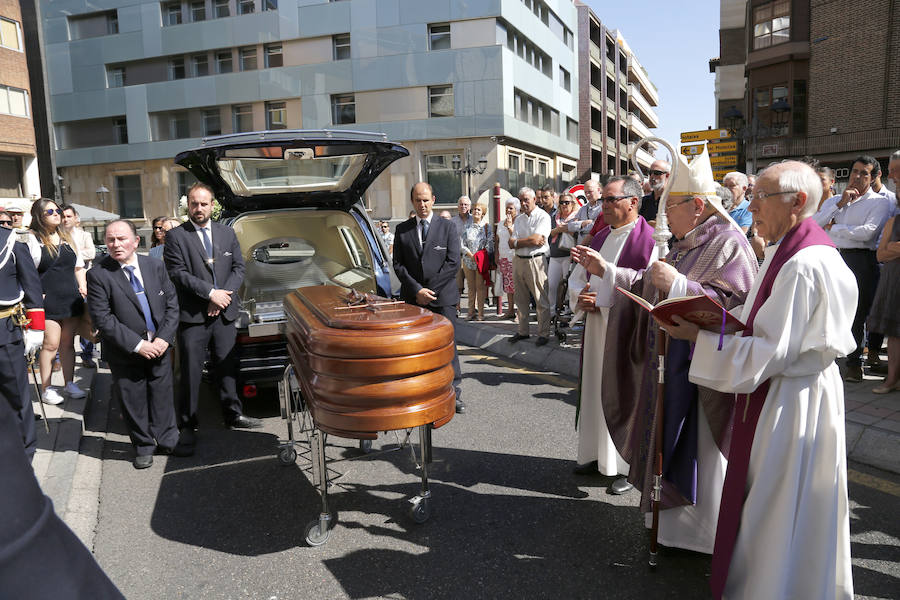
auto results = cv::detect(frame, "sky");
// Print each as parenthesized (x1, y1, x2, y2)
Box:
(582, 0, 720, 161)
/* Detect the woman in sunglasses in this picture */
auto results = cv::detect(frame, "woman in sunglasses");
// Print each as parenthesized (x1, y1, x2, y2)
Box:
(0, 210, 11, 228)
(26, 198, 87, 405)
(148, 216, 180, 259)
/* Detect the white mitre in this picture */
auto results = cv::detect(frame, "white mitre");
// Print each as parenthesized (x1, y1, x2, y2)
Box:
(669, 146, 741, 230)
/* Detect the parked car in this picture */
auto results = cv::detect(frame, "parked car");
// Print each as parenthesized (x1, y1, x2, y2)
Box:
(175, 130, 408, 399)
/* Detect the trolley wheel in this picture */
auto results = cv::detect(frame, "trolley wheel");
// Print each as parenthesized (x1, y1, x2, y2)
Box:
(304, 520, 331, 547)
(359, 439, 373, 454)
(409, 497, 432, 524)
(277, 445, 297, 465)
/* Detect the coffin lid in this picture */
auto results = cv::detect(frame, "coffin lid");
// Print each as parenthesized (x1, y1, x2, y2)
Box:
(294, 286, 433, 330)
(175, 130, 409, 212)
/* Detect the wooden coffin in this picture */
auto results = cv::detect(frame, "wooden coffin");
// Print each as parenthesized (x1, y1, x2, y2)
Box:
(284, 285, 456, 439)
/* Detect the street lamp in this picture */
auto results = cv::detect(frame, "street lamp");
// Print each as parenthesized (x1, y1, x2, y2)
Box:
(724, 100, 790, 175)
(452, 148, 487, 202)
(96, 185, 110, 206)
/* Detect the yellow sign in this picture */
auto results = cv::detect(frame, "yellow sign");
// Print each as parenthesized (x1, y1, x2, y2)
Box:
(681, 144, 704, 156)
(710, 154, 739, 167)
(713, 169, 733, 181)
(708, 140, 738, 153)
(680, 128, 730, 143)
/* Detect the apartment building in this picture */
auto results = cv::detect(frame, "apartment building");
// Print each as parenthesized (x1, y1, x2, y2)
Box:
(575, 2, 659, 181)
(38, 0, 580, 222)
(711, 0, 900, 180)
(0, 0, 41, 203)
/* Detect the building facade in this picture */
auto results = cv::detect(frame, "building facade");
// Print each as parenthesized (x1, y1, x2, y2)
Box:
(712, 0, 900, 184)
(0, 0, 41, 204)
(575, 2, 659, 181)
(37, 0, 581, 223)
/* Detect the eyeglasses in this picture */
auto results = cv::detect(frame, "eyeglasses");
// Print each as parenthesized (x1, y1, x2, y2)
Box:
(648, 169, 668, 177)
(664, 198, 694, 211)
(600, 195, 634, 204)
(748, 190, 798, 202)
(45, 208, 62, 216)
(0, 220, 11, 226)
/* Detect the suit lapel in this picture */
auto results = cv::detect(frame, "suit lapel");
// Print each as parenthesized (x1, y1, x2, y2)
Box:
(136, 256, 163, 317)
(106, 256, 144, 315)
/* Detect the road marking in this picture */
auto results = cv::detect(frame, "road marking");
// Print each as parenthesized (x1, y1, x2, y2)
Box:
(459, 348, 577, 388)
(848, 469, 900, 497)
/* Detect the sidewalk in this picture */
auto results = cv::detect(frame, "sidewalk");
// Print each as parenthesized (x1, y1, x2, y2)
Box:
(32, 302, 899, 540)
(453, 299, 900, 476)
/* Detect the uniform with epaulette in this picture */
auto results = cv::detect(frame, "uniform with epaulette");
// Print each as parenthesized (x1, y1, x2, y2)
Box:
(0, 226, 45, 459)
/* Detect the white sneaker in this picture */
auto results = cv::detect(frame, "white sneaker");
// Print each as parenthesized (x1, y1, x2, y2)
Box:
(64, 382, 86, 399)
(42, 386, 65, 405)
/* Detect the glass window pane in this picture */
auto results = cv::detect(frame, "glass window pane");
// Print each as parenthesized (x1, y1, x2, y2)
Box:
(265, 44, 282, 67)
(240, 47, 257, 70)
(215, 0, 229, 17)
(425, 153, 461, 205)
(0, 89, 9, 115)
(429, 24, 450, 50)
(1, 19, 20, 50)
(266, 101, 286, 129)
(203, 109, 221, 135)
(217, 51, 232, 73)
(8, 89, 26, 116)
(116, 174, 143, 219)
(429, 86, 453, 118)
(191, 1, 205, 21)
(238, 0, 254, 14)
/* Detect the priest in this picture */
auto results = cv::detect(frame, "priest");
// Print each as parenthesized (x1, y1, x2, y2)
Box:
(572, 148, 757, 553)
(664, 160, 855, 599)
(571, 175, 656, 486)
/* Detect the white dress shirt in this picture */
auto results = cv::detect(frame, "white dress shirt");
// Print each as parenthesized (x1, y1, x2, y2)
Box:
(812, 188, 893, 250)
(512, 207, 551, 257)
(118, 257, 151, 351)
(416, 213, 434, 247)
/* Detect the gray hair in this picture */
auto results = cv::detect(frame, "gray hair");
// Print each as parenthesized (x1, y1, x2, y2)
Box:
(891, 150, 900, 162)
(518, 186, 535, 199)
(606, 176, 644, 212)
(723, 171, 748, 187)
(505, 197, 521, 212)
(715, 183, 735, 210)
(762, 161, 821, 219)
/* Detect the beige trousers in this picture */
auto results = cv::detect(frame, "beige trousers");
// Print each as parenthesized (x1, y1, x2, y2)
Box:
(512, 255, 550, 337)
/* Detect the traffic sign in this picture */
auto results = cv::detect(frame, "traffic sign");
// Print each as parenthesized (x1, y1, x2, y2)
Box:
(680, 128, 730, 143)
(708, 140, 738, 153)
(681, 144, 704, 156)
(710, 154, 739, 167)
(713, 169, 733, 181)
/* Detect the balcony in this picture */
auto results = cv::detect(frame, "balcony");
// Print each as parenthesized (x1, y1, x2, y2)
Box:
(606, 57, 615, 75)
(633, 146, 654, 169)
(590, 86, 603, 107)
(628, 84, 659, 128)
(590, 129, 603, 148)
(628, 59, 658, 106)
(627, 112, 653, 140)
(590, 40, 601, 65)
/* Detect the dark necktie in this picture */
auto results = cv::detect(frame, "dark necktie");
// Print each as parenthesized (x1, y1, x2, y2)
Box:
(420, 219, 429, 249)
(200, 226, 218, 286)
(123, 265, 156, 335)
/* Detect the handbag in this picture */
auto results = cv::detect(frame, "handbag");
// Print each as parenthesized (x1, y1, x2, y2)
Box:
(558, 232, 576, 251)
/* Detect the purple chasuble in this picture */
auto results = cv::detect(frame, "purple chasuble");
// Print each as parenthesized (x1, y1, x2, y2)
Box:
(710, 218, 834, 600)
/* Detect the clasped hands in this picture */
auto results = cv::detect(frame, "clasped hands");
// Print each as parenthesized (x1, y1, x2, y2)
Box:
(207, 288, 233, 317)
(137, 337, 169, 359)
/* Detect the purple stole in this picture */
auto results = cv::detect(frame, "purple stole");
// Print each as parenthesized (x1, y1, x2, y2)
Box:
(710, 218, 835, 599)
(575, 217, 656, 423)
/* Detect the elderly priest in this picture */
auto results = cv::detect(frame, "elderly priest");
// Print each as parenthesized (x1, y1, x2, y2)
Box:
(663, 160, 856, 600)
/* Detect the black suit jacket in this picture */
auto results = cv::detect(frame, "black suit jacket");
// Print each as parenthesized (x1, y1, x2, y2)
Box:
(86, 255, 179, 364)
(0, 229, 43, 346)
(163, 220, 244, 323)
(392, 214, 460, 308)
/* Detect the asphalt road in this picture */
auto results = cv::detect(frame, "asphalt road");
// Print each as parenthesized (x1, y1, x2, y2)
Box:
(92, 348, 900, 599)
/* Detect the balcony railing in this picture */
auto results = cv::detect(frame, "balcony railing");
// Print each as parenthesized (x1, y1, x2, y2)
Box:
(627, 111, 653, 140)
(627, 84, 659, 128)
(628, 60, 658, 106)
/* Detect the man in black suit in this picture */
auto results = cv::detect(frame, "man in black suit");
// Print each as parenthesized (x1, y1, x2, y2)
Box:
(87, 220, 181, 469)
(393, 182, 465, 414)
(164, 182, 261, 454)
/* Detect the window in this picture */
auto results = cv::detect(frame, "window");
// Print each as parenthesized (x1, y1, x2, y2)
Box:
(333, 33, 350, 60)
(215, 0, 230, 18)
(508, 153, 520, 172)
(233, 104, 253, 132)
(69, 10, 118, 39)
(115, 174, 142, 219)
(524, 157, 534, 174)
(164, 1, 182, 25)
(108, 67, 125, 88)
(331, 94, 355, 124)
(107, 12, 119, 34)
(262, 0, 277, 10)
(216, 50, 233, 73)
(203, 108, 221, 135)
(168, 58, 186, 80)
(190, 0, 206, 21)
(428, 85, 453, 118)
(239, 46, 257, 71)
(0, 85, 29, 117)
(754, 88, 769, 108)
(238, 0, 254, 14)
(170, 112, 190, 139)
(429, 23, 450, 50)
(0, 17, 22, 51)
(425, 154, 461, 204)
(264, 44, 282, 67)
(192, 54, 209, 76)
(176, 171, 197, 198)
(566, 118, 578, 144)
(538, 161, 548, 178)
(266, 101, 286, 129)
(753, 0, 790, 50)
(113, 118, 128, 144)
(559, 66, 570, 91)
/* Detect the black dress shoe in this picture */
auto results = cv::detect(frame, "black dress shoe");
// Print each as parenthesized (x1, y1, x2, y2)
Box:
(155, 445, 173, 456)
(455, 398, 466, 414)
(610, 477, 634, 495)
(174, 429, 196, 456)
(509, 333, 530, 343)
(535, 336, 549, 346)
(573, 460, 598, 475)
(133, 454, 153, 469)
(228, 415, 263, 429)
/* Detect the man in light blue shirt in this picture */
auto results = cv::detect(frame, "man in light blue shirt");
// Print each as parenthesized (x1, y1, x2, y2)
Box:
(723, 171, 752, 233)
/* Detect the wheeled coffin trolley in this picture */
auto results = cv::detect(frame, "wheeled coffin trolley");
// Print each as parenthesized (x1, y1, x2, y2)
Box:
(278, 285, 456, 546)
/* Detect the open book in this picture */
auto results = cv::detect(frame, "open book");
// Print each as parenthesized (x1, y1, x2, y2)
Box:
(616, 287, 746, 334)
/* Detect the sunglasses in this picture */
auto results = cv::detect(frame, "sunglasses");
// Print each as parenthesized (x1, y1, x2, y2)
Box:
(45, 208, 62, 215)
(648, 169, 668, 176)
(600, 195, 633, 204)
(558, 200, 573, 205)
(0, 220, 11, 226)
(153, 225, 165, 230)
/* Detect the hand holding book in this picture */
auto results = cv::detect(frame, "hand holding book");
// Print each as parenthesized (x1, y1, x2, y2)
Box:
(616, 287, 746, 339)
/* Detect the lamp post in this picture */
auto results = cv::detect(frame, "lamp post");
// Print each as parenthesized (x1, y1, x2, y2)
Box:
(96, 185, 110, 207)
(451, 148, 487, 206)
(724, 100, 790, 175)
